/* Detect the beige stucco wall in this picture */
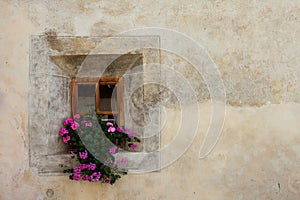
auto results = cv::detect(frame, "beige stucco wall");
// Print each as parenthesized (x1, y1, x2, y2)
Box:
(0, 0, 299, 199)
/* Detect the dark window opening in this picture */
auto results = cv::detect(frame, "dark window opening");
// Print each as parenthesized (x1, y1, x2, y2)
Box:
(71, 77, 124, 126)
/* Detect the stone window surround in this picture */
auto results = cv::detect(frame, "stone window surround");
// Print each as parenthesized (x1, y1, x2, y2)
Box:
(29, 36, 161, 175)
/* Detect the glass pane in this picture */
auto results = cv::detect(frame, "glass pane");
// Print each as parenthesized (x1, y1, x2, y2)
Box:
(101, 114, 116, 121)
(99, 84, 117, 112)
(77, 84, 95, 113)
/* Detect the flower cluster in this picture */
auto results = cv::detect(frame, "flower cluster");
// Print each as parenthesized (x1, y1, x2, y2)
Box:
(59, 115, 81, 143)
(59, 113, 140, 184)
(72, 163, 99, 181)
(103, 121, 139, 150)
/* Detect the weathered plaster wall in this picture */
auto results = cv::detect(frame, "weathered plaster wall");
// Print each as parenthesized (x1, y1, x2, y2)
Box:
(0, 0, 299, 199)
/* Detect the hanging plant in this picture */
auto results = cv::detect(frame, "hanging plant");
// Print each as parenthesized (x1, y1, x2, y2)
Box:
(59, 113, 140, 184)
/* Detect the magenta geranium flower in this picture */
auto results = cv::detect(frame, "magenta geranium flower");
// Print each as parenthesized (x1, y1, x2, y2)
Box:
(82, 175, 90, 181)
(109, 147, 117, 154)
(106, 122, 113, 126)
(63, 118, 73, 125)
(128, 132, 135, 139)
(89, 163, 96, 170)
(72, 173, 81, 181)
(85, 122, 92, 127)
(79, 150, 88, 159)
(63, 135, 70, 143)
(73, 166, 81, 173)
(129, 143, 137, 150)
(103, 177, 111, 183)
(117, 126, 124, 132)
(80, 164, 88, 170)
(92, 172, 101, 177)
(108, 126, 116, 133)
(74, 114, 80, 119)
(90, 172, 101, 182)
(71, 121, 80, 130)
(59, 127, 68, 136)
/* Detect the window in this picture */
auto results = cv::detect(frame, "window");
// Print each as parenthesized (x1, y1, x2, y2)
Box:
(29, 36, 160, 175)
(70, 77, 124, 126)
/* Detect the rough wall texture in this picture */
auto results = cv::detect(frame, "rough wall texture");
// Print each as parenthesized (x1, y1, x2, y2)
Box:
(0, 0, 299, 200)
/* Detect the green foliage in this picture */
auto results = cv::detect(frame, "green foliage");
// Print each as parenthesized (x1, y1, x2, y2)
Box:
(59, 112, 140, 184)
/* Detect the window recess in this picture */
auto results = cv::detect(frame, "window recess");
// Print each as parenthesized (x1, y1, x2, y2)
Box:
(70, 77, 124, 126)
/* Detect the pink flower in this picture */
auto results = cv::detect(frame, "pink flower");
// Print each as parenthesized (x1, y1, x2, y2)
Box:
(85, 122, 92, 127)
(120, 157, 127, 165)
(103, 177, 111, 183)
(69, 150, 75, 155)
(59, 128, 68, 136)
(63, 135, 70, 143)
(71, 121, 80, 130)
(73, 167, 81, 173)
(109, 147, 117, 154)
(80, 164, 88, 170)
(90, 172, 101, 182)
(81, 120, 87, 123)
(117, 126, 124, 132)
(79, 150, 88, 159)
(89, 163, 96, 170)
(106, 122, 113, 126)
(63, 118, 73, 125)
(74, 114, 80, 119)
(129, 143, 137, 150)
(108, 126, 116, 133)
(128, 132, 135, 139)
(82, 175, 90, 181)
(72, 173, 81, 181)
(90, 178, 99, 182)
(92, 172, 101, 177)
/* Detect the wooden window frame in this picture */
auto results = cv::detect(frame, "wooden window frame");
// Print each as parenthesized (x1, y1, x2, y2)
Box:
(70, 77, 124, 126)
